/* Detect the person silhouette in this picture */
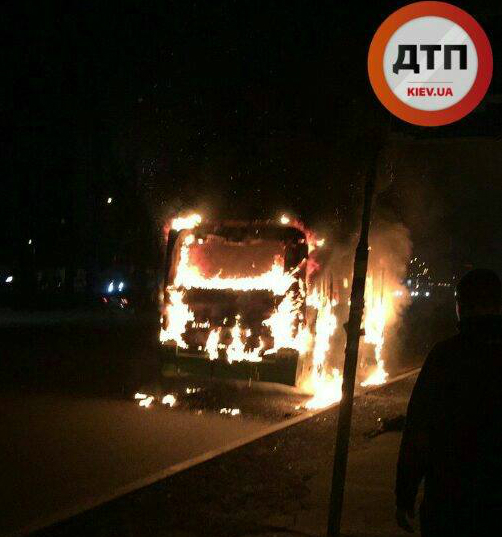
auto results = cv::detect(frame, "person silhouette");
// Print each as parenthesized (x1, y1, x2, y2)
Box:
(395, 269, 502, 536)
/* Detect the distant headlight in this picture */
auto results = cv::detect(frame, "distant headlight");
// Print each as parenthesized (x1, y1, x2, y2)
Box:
(118, 281, 124, 292)
(5, 275, 13, 283)
(107, 281, 114, 293)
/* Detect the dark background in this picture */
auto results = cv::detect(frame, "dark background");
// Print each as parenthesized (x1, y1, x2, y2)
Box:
(2, 0, 502, 295)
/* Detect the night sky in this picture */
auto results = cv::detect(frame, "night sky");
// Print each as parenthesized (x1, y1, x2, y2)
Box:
(2, 1, 502, 278)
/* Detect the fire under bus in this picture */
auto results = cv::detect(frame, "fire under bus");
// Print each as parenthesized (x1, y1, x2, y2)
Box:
(159, 215, 392, 396)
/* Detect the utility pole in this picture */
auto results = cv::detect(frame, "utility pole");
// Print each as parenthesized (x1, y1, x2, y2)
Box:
(327, 166, 376, 537)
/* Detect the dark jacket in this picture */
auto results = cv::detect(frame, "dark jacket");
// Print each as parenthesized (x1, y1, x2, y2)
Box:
(396, 315, 502, 536)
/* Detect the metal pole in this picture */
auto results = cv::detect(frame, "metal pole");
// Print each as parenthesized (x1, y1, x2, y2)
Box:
(327, 171, 375, 537)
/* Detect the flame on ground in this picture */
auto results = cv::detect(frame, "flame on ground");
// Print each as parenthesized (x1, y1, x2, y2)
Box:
(301, 293, 343, 409)
(162, 394, 177, 407)
(220, 408, 241, 416)
(304, 369, 343, 410)
(139, 395, 154, 408)
(360, 358, 388, 387)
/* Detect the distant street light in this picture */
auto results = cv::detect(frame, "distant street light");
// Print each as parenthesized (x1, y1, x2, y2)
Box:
(107, 197, 113, 204)
(28, 239, 32, 245)
(280, 214, 290, 225)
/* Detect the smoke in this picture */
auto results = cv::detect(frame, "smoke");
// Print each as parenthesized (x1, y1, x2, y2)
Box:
(317, 182, 413, 375)
(363, 218, 412, 374)
(368, 219, 412, 321)
(322, 218, 412, 314)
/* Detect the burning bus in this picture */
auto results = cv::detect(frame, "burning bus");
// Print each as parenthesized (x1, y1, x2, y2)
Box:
(158, 212, 406, 405)
(159, 213, 340, 387)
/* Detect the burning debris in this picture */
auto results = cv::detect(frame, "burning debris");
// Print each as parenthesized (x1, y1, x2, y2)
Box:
(186, 387, 202, 394)
(162, 394, 177, 407)
(365, 415, 406, 438)
(157, 213, 410, 410)
(220, 408, 241, 416)
(138, 395, 154, 408)
(134, 392, 177, 409)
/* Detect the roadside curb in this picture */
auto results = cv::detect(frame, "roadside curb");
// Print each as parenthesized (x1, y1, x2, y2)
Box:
(11, 367, 421, 537)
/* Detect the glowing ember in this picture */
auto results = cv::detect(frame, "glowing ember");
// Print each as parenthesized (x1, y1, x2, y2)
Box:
(161, 394, 176, 407)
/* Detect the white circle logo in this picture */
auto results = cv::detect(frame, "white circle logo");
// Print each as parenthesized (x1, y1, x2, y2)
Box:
(383, 16, 478, 111)
(368, 2, 492, 126)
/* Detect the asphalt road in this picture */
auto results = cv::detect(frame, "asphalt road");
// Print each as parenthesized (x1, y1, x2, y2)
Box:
(0, 316, 310, 537)
(0, 391, 273, 537)
(0, 313, 423, 537)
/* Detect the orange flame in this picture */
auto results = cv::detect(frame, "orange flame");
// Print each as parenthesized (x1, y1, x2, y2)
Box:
(174, 235, 297, 295)
(160, 289, 194, 348)
(159, 214, 406, 408)
(226, 316, 263, 363)
(172, 213, 202, 231)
